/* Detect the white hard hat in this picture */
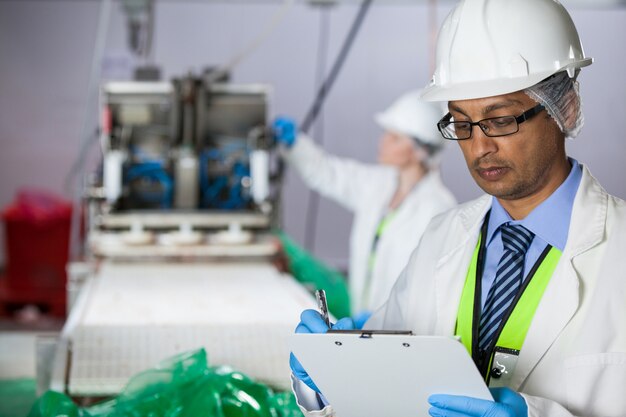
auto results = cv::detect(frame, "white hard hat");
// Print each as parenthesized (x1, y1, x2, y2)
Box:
(375, 89, 444, 150)
(421, 0, 593, 102)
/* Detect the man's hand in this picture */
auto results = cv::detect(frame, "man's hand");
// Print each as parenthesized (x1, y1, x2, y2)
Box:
(428, 387, 528, 417)
(290, 309, 354, 392)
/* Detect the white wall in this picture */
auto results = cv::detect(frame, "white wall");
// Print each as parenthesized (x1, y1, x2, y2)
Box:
(1, 1, 625, 269)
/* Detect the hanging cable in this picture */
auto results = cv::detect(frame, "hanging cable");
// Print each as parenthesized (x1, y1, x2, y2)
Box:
(303, 6, 331, 251)
(300, 0, 373, 252)
(221, 0, 295, 75)
(300, 0, 373, 134)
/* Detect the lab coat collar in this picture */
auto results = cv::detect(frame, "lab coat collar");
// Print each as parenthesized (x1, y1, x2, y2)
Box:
(437, 193, 492, 264)
(561, 164, 607, 257)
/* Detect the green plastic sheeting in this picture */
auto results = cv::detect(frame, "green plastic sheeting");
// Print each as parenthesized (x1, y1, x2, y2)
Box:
(275, 231, 351, 318)
(28, 349, 303, 417)
(0, 378, 37, 417)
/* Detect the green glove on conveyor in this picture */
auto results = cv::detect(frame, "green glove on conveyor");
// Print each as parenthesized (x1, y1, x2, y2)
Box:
(28, 349, 303, 417)
(275, 230, 351, 319)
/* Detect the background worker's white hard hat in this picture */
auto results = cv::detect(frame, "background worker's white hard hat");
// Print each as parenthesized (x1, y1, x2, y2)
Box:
(375, 90, 444, 149)
(421, 0, 593, 102)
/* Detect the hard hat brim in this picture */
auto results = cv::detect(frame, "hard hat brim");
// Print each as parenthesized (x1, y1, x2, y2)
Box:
(421, 60, 593, 102)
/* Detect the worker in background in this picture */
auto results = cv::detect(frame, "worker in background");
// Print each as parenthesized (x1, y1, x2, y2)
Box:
(289, 0, 626, 416)
(273, 90, 457, 327)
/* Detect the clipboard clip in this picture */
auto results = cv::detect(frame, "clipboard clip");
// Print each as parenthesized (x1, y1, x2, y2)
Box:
(327, 329, 414, 338)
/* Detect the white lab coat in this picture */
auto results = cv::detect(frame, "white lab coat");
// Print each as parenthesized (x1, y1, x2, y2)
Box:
(284, 134, 457, 313)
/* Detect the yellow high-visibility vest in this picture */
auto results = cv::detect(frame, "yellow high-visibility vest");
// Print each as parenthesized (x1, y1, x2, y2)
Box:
(455, 227, 561, 383)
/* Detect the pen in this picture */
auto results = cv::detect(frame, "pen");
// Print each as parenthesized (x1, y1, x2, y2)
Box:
(315, 289, 331, 328)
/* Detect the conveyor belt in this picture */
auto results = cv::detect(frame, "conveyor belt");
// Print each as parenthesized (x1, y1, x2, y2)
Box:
(60, 261, 316, 395)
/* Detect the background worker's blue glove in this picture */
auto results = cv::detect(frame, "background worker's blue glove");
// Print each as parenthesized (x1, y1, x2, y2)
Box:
(428, 387, 528, 417)
(273, 116, 297, 148)
(352, 310, 372, 330)
(290, 309, 355, 393)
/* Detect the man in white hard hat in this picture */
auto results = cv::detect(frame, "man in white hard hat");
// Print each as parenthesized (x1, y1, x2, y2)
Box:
(274, 89, 456, 325)
(289, 0, 626, 416)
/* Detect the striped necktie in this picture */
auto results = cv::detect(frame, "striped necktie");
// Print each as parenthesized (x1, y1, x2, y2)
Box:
(478, 223, 535, 352)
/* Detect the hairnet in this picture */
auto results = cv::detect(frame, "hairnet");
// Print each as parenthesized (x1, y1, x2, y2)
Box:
(524, 71, 584, 139)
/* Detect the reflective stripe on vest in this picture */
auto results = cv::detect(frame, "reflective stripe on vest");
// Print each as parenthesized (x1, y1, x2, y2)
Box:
(363, 211, 397, 309)
(455, 232, 562, 378)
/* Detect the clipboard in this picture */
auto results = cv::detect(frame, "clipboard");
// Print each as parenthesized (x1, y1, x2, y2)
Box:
(290, 332, 493, 417)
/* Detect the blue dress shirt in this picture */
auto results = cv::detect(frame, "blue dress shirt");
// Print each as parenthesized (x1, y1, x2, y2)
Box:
(480, 158, 582, 309)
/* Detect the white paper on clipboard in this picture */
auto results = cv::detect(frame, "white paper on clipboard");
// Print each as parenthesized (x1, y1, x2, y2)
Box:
(290, 332, 492, 417)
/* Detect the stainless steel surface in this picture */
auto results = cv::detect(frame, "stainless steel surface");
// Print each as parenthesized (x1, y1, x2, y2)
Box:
(49, 337, 69, 394)
(89, 233, 279, 259)
(103, 81, 173, 96)
(35, 335, 59, 396)
(98, 211, 271, 229)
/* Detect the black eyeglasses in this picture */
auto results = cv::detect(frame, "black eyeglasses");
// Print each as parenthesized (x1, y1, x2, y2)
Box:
(437, 103, 545, 140)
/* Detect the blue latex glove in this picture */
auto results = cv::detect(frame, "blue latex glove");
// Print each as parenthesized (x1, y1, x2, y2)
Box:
(352, 310, 372, 330)
(290, 309, 355, 392)
(428, 388, 528, 417)
(273, 116, 297, 148)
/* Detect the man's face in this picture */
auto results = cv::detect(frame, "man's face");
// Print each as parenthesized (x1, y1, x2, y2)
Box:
(450, 91, 566, 202)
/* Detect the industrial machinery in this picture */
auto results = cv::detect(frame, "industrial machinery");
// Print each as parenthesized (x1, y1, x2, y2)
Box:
(86, 72, 284, 259)
(47, 72, 316, 400)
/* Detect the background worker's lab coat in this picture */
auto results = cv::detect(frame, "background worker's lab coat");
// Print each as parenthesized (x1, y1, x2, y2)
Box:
(363, 165, 626, 417)
(284, 135, 457, 313)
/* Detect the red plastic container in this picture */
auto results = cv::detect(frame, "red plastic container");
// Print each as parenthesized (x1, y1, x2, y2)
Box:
(0, 189, 72, 316)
